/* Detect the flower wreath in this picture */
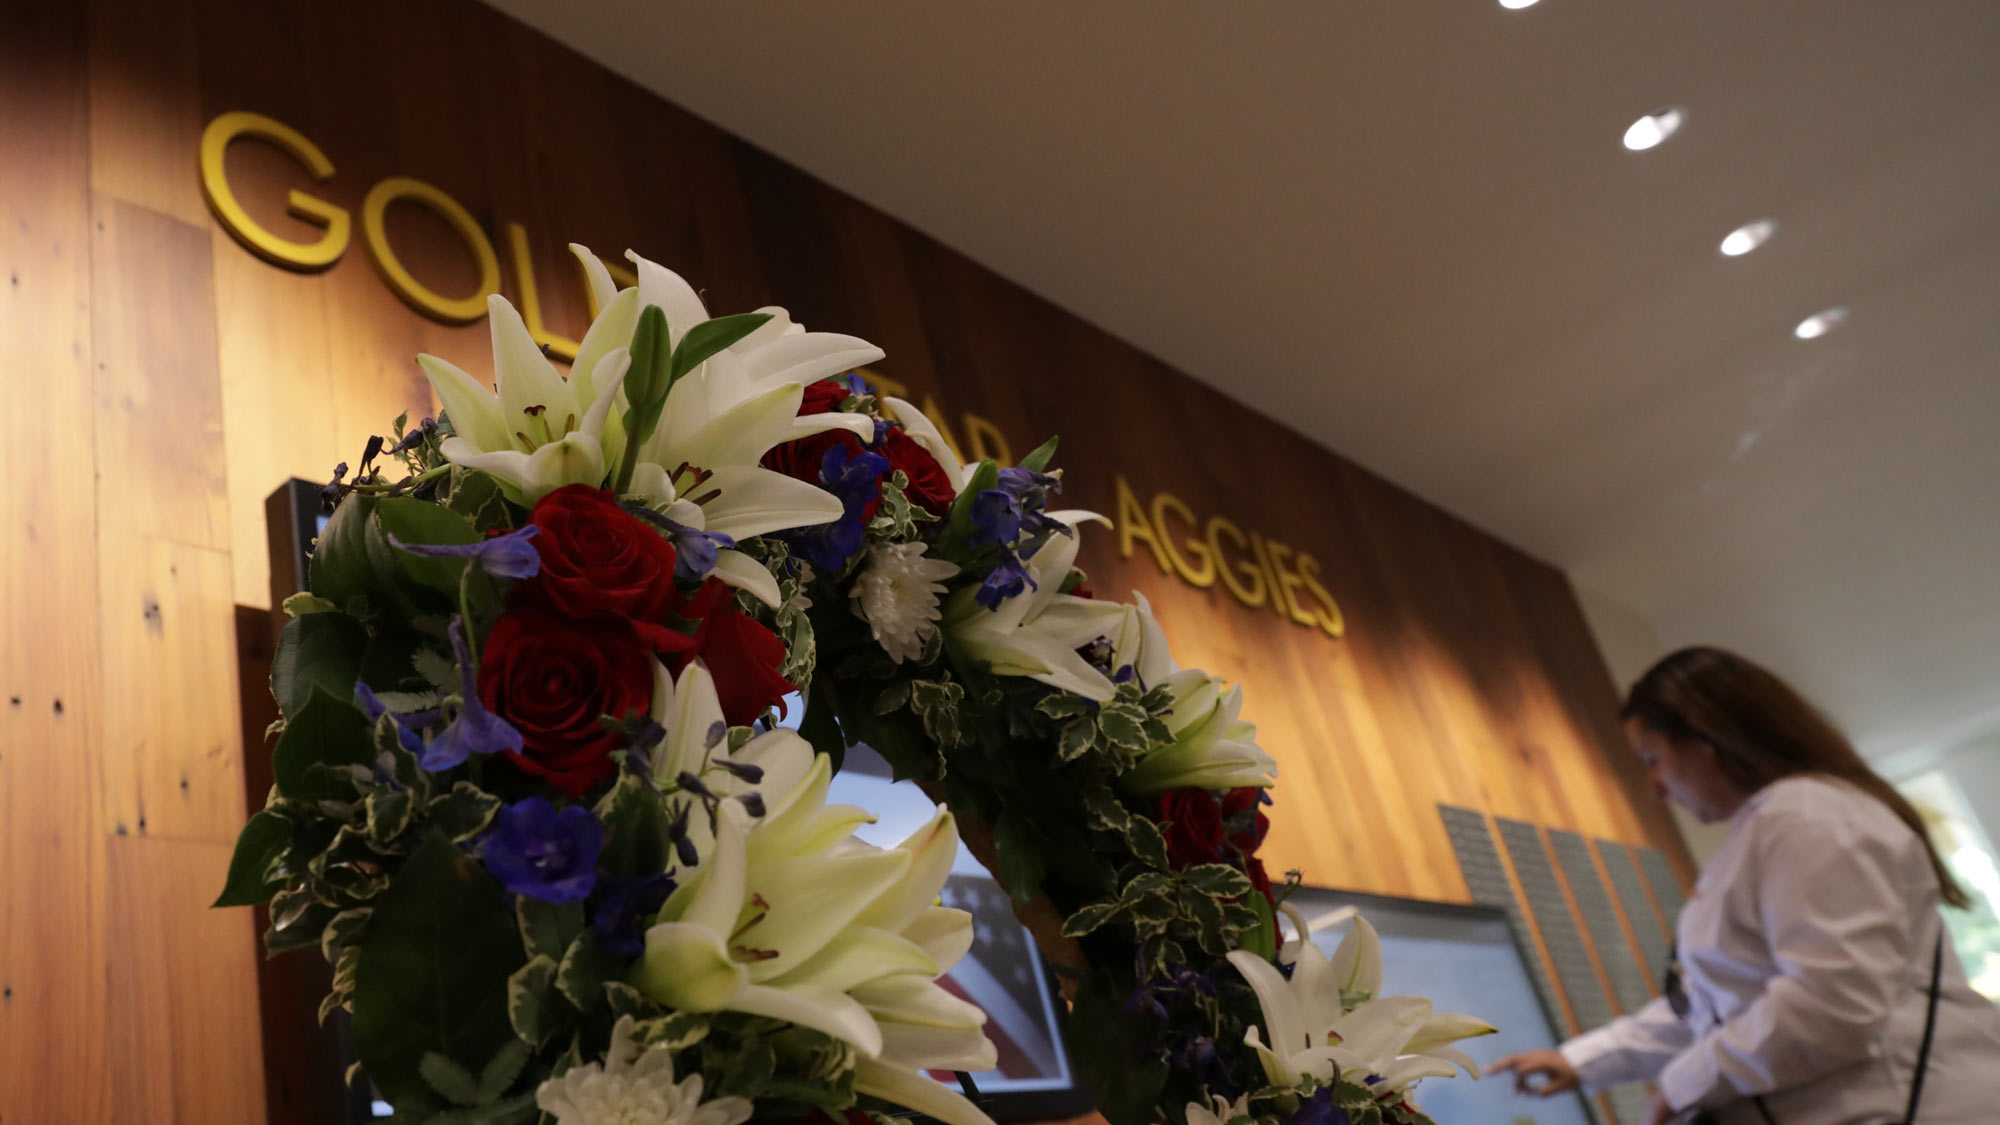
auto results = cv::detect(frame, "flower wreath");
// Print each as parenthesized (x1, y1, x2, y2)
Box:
(219, 246, 1493, 1125)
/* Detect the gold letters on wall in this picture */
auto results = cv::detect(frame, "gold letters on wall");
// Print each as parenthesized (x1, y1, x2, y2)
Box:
(198, 111, 1345, 642)
(1116, 475, 1345, 639)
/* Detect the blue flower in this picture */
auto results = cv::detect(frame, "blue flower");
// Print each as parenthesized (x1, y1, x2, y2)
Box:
(388, 525, 542, 580)
(482, 797, 602, 904)
(824, 441, 891, 501)
(967, 489, 1022, 547)
(421, 619, 523, 771)
(784, 442, 889, 571)
(838, 372, 872, 397)
(592, 871, 675, 956)
(626, 504, 736, 581)
(974, 552, 1038, 611)
(1288, 1087, 1351, 1125)
(996, 466, 1059, 497)
(352, 681, 438, 756)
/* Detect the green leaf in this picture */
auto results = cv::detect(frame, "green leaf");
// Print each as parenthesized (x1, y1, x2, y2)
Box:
(272, 688, 375, 801)
(477, 1039, 532, 1101)
(946, 459, 1001, 545)
(1245, 891, 1279, 961)
(376, 497, 483, 595)
(214, 810, 295, 907)
(1119, 871, 1175, 904)
(873, 681, 912, 716)
(1082, 783, 1135, 834)
(366, 788, 414, 845)
(283, 591, 341, 617)
(1181, 863, 1253, 899)
(1058, 717, 1096, 762)
(555, 931, 618, 1013)
(273, 613, 367, 721)
(1179, 883, 1228, 949)
(595, 775, 670, 878)
(1018, 435, 1059, 473)
(266, 886, 336, 956)
(604, 981, 665, 1023)
(619, 306, 672, 454)
(443, 470, 507, 532)
(428, 782, 502, 842)
(414, 646, 462, 696)
(1098, 704, 1150, 754)
(321, 907, 374, 961)
(798, 680, 847, 773)
(311, 495, 380, 611)
(1036, 693, 1093, 721)
(907, 678, 966, 749)
(992, 810, 1047, 909)
(1067, 976, 1171, 1125)
(1124, 814, 1171, 871)
(419, 1052, 484, 1107)
(372, 688, 442, 712)
(351, 832, 524, 1112)
(1059, 900, 1124, 938)
(515, 898, 584, 962)
(670, 313, 772, 383)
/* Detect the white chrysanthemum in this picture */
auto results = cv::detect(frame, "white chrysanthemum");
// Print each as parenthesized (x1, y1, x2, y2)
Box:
(535, 1016, 753, 1125)
(851, 542, 960, 663)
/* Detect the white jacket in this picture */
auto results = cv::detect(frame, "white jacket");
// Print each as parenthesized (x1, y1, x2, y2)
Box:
(1559, 775, 2000, 1124)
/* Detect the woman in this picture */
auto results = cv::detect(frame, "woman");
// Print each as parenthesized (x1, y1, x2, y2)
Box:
(1491, 647, 2000, 1124)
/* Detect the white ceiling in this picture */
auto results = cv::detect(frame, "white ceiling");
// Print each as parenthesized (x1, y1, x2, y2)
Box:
(485, 0, 2000, 757)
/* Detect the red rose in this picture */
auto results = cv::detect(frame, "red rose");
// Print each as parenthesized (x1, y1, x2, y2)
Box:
(478, 610, 652, 797)
(697, 600, 796, 726)
(1157, 789, 1226, 869)
(879, 429, 956, 520)
(519, 484, 696, 655)
(762, 428, 871, 492)
(798, 378, 853, 415)
(762, 387, 885, 522)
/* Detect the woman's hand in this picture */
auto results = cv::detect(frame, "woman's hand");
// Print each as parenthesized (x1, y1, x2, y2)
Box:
(1487, 1049, 1581, 1096)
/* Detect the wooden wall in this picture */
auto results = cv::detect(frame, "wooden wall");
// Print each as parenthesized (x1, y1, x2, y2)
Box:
(0, 0, 1691, 1120)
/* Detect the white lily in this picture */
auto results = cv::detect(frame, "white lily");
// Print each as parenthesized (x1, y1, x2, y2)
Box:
(941, 511, 1130, 703)
(1106, 590, 1177, 690)
(418, 293, 632, 506)
(882, 396, 968, 495)
(1100, 590, 1277, 794)
(572, 245, 882, 606)
(1225, 905, 1494, 1100)
(632, 666, 996, 1125)
(1121, 669, 1276, 794)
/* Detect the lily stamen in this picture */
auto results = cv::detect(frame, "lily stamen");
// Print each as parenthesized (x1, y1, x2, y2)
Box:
(730, 892, 772, 942)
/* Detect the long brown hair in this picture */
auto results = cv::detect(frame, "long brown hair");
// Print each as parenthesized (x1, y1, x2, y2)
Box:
(1622, 646, 1971, 909)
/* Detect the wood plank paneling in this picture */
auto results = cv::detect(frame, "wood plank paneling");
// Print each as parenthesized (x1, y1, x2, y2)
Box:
(97, 537, 246, 841)
(214, 215, 339, 608)
(105, 835, 267, 1124)
(86, 0, 206, 226)
(90, 196, 230, 548)
(0, 1, 109, 1121)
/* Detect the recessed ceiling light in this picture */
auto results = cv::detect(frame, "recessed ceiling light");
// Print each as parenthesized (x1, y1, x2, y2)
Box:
(1720, 219, 1778, 257)
(1622, 107, 1686, 151)
(1794, 307, 1849, 340)
(1499, 0, 1541, 8)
